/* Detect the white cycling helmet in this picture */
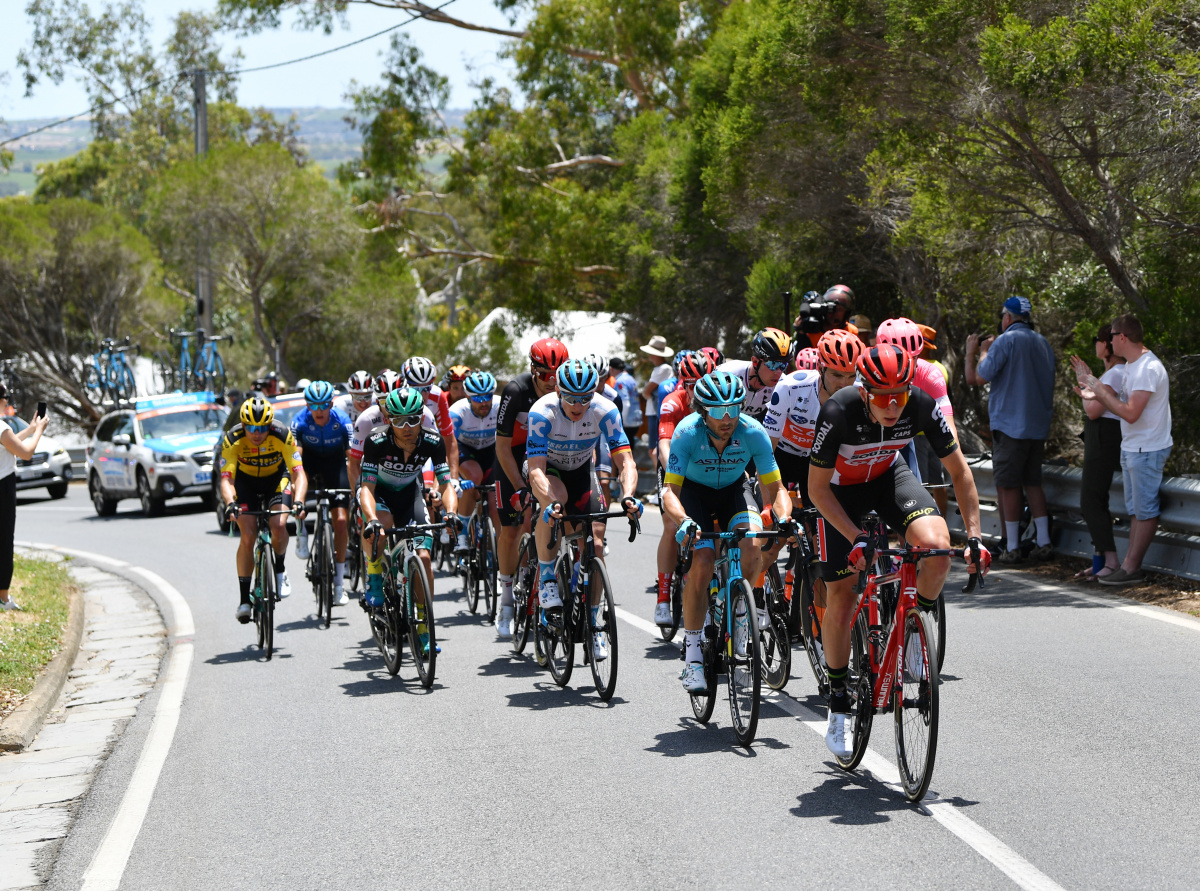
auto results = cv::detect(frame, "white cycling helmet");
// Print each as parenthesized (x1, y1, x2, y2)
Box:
(402, 357, 437, 388)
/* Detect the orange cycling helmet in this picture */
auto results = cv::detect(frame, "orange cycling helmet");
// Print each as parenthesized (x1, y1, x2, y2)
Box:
(816, 329, 864, 373)
(447, 364, 471, 381)
(530, 337, 568, 371)
(857, 344, 915, 389)
(875, 317, 924, 358)
(751, 327, 792, 363)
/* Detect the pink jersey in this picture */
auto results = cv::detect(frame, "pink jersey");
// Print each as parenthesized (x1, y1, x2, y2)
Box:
(912, 358, 953, 418)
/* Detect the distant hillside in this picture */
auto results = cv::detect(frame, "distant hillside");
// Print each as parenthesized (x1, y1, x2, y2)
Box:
(0, 107, 467, 195)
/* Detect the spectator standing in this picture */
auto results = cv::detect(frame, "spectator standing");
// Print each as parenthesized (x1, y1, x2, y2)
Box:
(1070, 314, 1172, 586)
(638, 335, 675, 458)
(610, 358, 643, 444)
(1071, 324, 1125, 581)
(0, 385, 49, 610)
(916, 323, 952, 516)
(965, 295, 1057, 563)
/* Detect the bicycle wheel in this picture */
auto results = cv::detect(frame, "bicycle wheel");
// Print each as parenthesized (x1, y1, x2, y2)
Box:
(381, 559, 403, 676)
(482, 516, 498, 624)
(544, 558, 575, 687)
(309, 525, 322, 617)
(319, 522, 334, 629)
(586, 559, 618, 701)
(798, 570, 829, 697)
(346, 504, 363, 593)
(116, 362, 136, 401)
(760, 567, 791, 691)
(83, 364, 103, 399)
(512, 534, 537, 654)
(406, 555, 437, 688)
(835, 611, 874, 771)
(659, 569, 683, 642)
(464, 517, 480, 614)
(933, 596, 946, 673)
(211, 352, 227, 395)
(727, 580, 762, 746)
(689, 631, 718, 723)
(895, 609, 939, 802)
(254, 548, 268, 651)
(262, 554, 276, 661)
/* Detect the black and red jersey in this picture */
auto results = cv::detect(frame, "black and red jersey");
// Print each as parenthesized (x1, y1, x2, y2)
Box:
(496, 372, 540, 448)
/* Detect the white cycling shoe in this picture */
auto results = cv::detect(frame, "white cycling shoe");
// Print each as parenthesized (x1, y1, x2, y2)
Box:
(276, 573, 291, 599)
(825, 710, 854, 759)
(539, 580, 563, 610)
(653, 601, 673, 626)
(295, 533, 309, 560)
(236, 603, 252, 624)
(681, 662, 707, 693)
(591, 633, 608, 662)
(333, 586, 348, 607)
(757, 608, 772, 631)
(496, 605, 514, 640)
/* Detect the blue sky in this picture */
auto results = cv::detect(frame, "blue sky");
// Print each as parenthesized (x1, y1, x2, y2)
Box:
(0, 0, 518, 120)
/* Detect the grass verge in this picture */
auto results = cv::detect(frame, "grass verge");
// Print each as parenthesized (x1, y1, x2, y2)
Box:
(0, 555, 77, 722)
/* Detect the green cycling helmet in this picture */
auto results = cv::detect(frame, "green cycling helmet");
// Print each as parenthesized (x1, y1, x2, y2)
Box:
(384, 386, 425, 418)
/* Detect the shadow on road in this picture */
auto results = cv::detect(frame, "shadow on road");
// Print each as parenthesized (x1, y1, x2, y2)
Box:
(476, 654, 543, 679)
(205, 647, 293, 664)
(644, 719, 789, 757)
(638, 640, 682, 662)
(791, 769, 919, 824)
(438, 611, 492, 629)
(276, 616, 352, 633)
(505, 682, 625, 711)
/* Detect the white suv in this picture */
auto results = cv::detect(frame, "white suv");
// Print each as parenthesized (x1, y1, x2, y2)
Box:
(86, 392, 229, 517)
(2, 415, 73, 498)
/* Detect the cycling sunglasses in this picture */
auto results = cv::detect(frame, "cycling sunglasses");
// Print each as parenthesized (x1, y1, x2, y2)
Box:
(306, 401, 332, 411)
(762, 359, 789, 372)
(706, 404, 740, 420)
(415, 385, 432, 395)
(561, 392, 593, 407)
(866, 388, 910, 409)
(468, 394, 493, 404)
(388, 415, 424, 428)
(245, 424, 270, 434)
(531, 364, 555, 382)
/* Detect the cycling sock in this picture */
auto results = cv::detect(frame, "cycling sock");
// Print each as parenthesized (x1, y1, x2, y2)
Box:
(1005, 521, 1020, 552)
(499, 573, 514, 607)
(456, 514, 471, 542)
(238, 577, 251, 605)
(1034, 515, 1051, 547)
(917, 595, 938, 613)
(274, 552, 286, 575)
(539, 560, 557, 583)
(367, 557, 383, 575)
(591, 605, 600, 625)
(657, 572, 671, 604)
(335, 562, 345, 587)
(684, 629, 703, 663)
(754, 569, 766, 588)
(826, 665, 850, 713)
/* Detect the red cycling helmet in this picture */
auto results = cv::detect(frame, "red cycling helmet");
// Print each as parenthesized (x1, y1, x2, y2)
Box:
(677, 351, 716, 383)
(699, 346, 725, 367)
(530, 337, 568, 371)
(857, 344, 915, 389)
(816, 329, 864, 373)
(794, 347, 820, 371)
(875, 317, 924, 358)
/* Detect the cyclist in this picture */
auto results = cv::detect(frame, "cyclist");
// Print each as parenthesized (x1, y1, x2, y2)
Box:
(528, 360, 641, 659)
(717, 328, 792, 423)
(334, 370, 374, 424)
(219, 396, 307, 623)
(449, 370, 500, 558)
(359, 388, 460, 652)
(651, 350, 715, 626)
(290, 380, 353, 606)
(662, 371, 792, 692)
(442, 364, 472, 406)
(349, 370, 435, 488)
(808, 344, 989, 759)
(401, 357, 461, 480)
(794, 347, 820, 371)
(698, 346, 724, 368)
(495, 338, 568, 635)
(582, 353, 620, 505)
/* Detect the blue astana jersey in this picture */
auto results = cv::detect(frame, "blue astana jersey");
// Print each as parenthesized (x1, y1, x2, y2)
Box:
(664, 412, 781, 489)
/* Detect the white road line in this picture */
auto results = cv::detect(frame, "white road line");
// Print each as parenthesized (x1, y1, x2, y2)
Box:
(615, 607, 1068, 891)
(993, 574, 1200, 634)
(15, 543, 196, 891)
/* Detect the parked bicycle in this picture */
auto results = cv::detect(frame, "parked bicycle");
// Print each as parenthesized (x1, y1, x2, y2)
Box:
(305, 487, 353, 629)
(84, 337, 138, 404)
(459, 482, 499, 622)
(165, 328, 230, 393)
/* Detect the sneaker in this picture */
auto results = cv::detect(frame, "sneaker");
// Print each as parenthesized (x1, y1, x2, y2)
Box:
(539, 579, 563, 610)
(603, 541, 610, 557)
(364, 575, 384, 608)
(1098, 567, 1145, 587)
(998, 549, 1025, 565)
(654, 601, 673, 627)
(592, 632, 609, 662)
(0, 597, 21, 611)
(295, 533, 309, 560)
(236, 602, 252, 624)
(277, 573, 291, 599)
(1030, 544, 1054, 561)
(496, 605, 514, 640)
(825, 710, 854, 758)
(333, 586, 348, 607)
(681, 661, 708, 693)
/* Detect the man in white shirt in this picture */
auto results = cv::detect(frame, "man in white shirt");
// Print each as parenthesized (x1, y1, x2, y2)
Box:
(639, 335, 674, 475)
(1071, 313, 1172, 586)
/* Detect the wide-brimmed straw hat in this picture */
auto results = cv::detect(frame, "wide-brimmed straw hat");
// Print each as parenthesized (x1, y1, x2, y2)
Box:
(639, 335, 673, 358)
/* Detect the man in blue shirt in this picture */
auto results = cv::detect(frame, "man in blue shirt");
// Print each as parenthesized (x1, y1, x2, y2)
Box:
(966, 296, 1057, 563)
(610, 358, 643, 444)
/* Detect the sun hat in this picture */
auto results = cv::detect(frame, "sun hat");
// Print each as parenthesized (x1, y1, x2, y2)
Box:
(639, 335, 673, 358)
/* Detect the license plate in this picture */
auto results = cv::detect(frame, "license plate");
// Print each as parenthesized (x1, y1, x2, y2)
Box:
(195, 470, 211, 484)
(18, 468, 40, 480)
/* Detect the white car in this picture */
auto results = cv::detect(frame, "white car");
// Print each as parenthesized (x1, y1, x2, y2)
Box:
(2, 415, 72, 499)
(86, 392, 229, 517)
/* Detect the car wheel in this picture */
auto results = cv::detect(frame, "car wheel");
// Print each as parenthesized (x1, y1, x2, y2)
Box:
(137, 470, 165, 518)
(89, 473, 117, 517)
(199, 491, 216, 511)
(46, 481, 69, 499)
(213, 482, 230, 533)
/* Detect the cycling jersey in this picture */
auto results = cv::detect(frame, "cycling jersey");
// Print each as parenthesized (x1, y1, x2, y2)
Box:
(496, 372, 540, 448)
(913, 357, 954, 418)
(808, 387, 958, 486)
(349, 404, 437, 459)
(657, 388, 694, 443)
(332, 393, 368, 424)
(449, 396, 500, 450)
(526, 393, 630, 472)
(423, 384, 454, 438)
(360, 428, 450, 493)
(656, 376, 677, 414)
(219, 422, 303, 480)
(290, 406, 352, 458)
(762, 370, 821, 456)
(664, 413, 781, 489)
(716, 360, 775, 421)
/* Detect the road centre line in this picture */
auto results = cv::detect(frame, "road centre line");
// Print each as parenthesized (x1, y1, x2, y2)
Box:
(613, 606, 1068, 891)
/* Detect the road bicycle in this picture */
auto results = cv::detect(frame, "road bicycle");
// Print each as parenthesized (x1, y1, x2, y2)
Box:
(345, 498, 364, 594)
(535, 507, 640, 702)
(304, 487, 353, 629)
(167, 328, 230, 393)
(511, 529, 541, 658)
(679, 524, 790, 746)
(84, 337, 138, 403)
(766, 506, 823, 694)
(232, 506, 297, 661)
(459, 482, 498, 622)
(424, 489, 453, 574)
(658, 546, 686, 642)
(835, 511, 984, 802)
(363, 521, 444, 687)
(0, 352, 26, 413)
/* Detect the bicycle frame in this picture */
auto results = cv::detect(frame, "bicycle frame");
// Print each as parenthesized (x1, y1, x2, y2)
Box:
(687, 528, 786, 655)
(547, 508, 640, 637)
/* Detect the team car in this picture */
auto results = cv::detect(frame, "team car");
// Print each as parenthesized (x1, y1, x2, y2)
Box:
(2, 414, 72, 499)
(86, 391, 230, 518)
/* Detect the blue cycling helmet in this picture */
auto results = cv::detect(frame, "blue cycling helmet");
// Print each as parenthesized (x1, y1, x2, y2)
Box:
(693, 371, 745, 407)
(672, 349, 695, 375)
(556, 358, 599, 396)
(304, 380, 335, 405)
(464, 371, 496, 396)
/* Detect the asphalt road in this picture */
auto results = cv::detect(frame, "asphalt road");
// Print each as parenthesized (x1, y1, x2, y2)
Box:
(16, 482, 1200, 890)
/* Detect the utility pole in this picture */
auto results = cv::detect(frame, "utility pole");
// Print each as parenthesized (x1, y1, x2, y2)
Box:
(192, 70, 213, 336)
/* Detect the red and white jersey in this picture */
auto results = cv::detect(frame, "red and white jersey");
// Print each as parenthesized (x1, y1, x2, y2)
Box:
(912, 358, 953, 418)
(762, 370, 822, 456)
(716, 360, 775, 421)
(657, 386, 693, 443)
(349, 403, 438, 459)
(424, 385, 454, 438)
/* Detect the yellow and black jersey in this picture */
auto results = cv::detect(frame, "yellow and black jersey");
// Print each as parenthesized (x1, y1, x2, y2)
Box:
(219, 421, 303, 480)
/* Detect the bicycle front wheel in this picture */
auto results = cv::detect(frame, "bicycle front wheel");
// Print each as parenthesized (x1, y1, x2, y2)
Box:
(407, 556, 437, 688)
(586, 560, 618, 701)
(689, 638, 718, 723)
(895, 608, 939, 802)
(544, 558, 575, 687)
(482, 516, 498, 623)
(835, 611, 874, 771)
(660, 569, 683, 642)
(318, 522, 334, 629)
(262, 555, 276, 661)
(512, 533, 537, 654)
(799, 570, 829, 697)
(760, 567, 791, 691)
(933, 595, 946, 672)
(464, 521, 480, 614)
(727, 580, 762, 746)
(381, 563, 403, 676)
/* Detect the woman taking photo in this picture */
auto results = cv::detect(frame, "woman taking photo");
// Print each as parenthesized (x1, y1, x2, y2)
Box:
(0, 384, 49, 610)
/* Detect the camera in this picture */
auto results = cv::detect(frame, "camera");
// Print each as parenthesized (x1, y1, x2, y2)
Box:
(794, 290, 836, 336)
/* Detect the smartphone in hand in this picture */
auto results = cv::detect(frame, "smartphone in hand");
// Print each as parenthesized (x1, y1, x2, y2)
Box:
(36, 402, 47, 419)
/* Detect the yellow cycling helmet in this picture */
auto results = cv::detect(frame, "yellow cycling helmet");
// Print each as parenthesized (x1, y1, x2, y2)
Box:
(240, 396, 274, 427)
(447, 364, 471, 381)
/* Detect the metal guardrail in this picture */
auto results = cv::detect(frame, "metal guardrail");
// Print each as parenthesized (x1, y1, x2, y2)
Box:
(949, 458, 1200, 582)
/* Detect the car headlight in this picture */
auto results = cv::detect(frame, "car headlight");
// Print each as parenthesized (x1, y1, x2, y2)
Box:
(154, 452, 185, 464)
(53, 448, 66, 456)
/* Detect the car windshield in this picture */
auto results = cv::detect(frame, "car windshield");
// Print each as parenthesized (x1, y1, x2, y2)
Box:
(3, 415, 28, 433)
(138, 405, 228, 440)
(270, 400, 305, 427)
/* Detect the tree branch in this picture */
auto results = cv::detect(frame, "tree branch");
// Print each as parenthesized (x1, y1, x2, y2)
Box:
(516, 155, 625, 175)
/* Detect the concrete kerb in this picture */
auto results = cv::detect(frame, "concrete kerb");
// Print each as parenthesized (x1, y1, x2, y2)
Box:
(0, 559, 86, 752)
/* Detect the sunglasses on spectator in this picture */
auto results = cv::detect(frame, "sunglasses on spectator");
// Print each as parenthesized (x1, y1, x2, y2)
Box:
(469, 395, 493, 404)
(762, 359, 789, 372)
(706, 404, 740, 420)
(245, 424, 270, 434)
(561, 392, 593, 406)
(531, 365, 555, 382)
(388, 415, 423, 428)
(866, 389, 909, 409)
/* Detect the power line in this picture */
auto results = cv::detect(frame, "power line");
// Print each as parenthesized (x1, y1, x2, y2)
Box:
(0, 0, 461, 151)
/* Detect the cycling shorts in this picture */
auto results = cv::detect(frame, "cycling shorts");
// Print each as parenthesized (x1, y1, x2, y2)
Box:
(374, 484, 433, 552)
(459, 443, 496, 486)
(234, 470, 292, 513)
(497, 444, 528, 527)
(774, 449, 812, 509)
(814, 461, 939, 582)
(676, 475, 761, 551)
(528, 459, 606, 520)
(301, 454, 351, 508)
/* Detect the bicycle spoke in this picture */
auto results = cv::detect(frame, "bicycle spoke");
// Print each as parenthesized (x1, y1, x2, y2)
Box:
(895, 609, 939, 802)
